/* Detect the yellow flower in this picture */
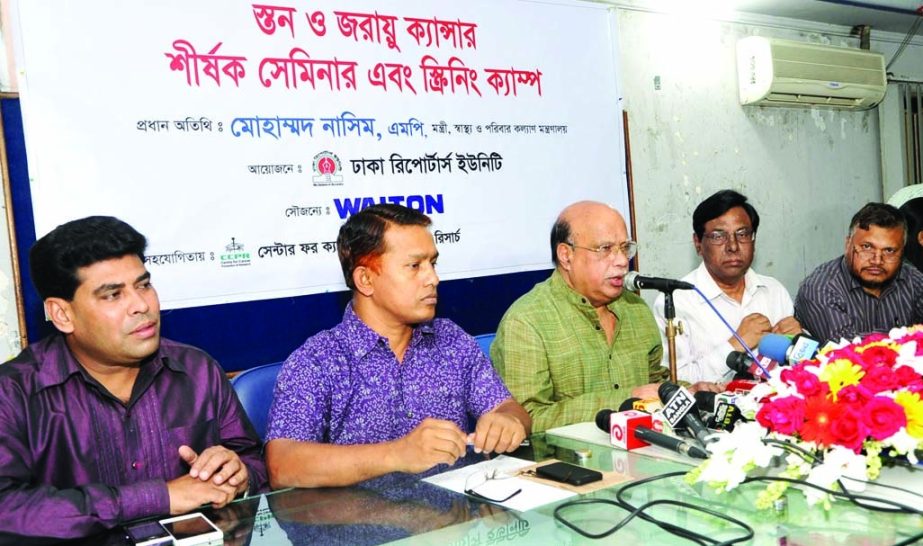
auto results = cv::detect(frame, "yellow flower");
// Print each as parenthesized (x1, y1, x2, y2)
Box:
(819, 359, 864, 399)
(856, 340, 900, 353)
(895, 392, 923, 439)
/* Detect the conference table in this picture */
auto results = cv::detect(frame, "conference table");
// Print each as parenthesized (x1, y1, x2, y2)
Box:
(97, 424, 923, 545)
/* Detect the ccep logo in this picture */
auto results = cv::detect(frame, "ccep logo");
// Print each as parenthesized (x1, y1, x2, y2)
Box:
(219, 237, 251, 268)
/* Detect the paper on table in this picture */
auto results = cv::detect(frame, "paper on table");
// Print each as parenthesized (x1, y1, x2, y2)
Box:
(423, 455, 576, 512)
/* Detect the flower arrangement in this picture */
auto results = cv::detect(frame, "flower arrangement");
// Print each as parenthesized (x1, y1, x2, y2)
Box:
(686, 326, 923, 509)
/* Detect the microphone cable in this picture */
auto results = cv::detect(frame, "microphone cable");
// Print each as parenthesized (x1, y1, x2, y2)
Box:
(552, 456, 923, 544)
(738, 474, 923, 545)
(690, 286, 771, 379)
(553, 470, 754, 545)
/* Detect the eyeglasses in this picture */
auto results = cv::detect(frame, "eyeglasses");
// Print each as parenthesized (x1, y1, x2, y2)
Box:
(566, 240, 638, 260)
(464, 469, 522, 504)
(852, 242, 901, 263)
(702, 228, 755, 246)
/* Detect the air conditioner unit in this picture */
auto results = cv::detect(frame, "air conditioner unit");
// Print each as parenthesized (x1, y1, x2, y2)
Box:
(737, 36, 886, 109)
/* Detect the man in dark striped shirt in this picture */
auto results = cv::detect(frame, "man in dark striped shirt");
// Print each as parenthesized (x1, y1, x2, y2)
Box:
(795, 203, 923, 343)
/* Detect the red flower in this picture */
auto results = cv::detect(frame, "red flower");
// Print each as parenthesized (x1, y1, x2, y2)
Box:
(857, 346, 899, 369)
(862, 333, 889, 343)
(780, 367, 828, 398)
(824, 347, 863, 363)
(800, 396, 841, 447)
(830, 406, 867, 452)
(837, 384, 873, 407)
(859, 365, 899, 394)
(895, 365, 923, 387)
(756, 396, 806, 435)
(862, 396, 907, 441)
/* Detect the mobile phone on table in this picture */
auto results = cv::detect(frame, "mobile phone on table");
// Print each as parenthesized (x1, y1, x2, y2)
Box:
(124, 520, 172, 546)
(536, 461, 603, 486)
(159, 512, 224, 545)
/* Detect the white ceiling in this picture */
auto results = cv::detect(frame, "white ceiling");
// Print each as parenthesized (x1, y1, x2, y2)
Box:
(734, 0, 921, 34)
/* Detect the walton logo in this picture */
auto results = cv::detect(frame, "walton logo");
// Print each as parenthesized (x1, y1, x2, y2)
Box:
(333, 194, 445, 219)
(312, 152, 343, 186)
(220, 237, 251, 268)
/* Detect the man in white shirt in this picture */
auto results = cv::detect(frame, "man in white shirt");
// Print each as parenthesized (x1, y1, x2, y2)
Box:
(653, 190, 801, 383)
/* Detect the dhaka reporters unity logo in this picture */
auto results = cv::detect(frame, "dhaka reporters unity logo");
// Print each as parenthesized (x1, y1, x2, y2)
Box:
(312, 151, 343, 186)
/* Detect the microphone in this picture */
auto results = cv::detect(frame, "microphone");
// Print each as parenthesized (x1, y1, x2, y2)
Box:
(595, 408, 710, 459)
(726, 350, 778, 379)
(624, 271, 694, 292)
(758, 333, 821, 365)
(618, 397, 663, 414)
(618, 397, 669, 433)
(694, 391, 716, 414)
(634, 426, 709, 459)
(695, 390, 748, 431)
(595, 408, 615, 431)
(658, 382, 711, 447)
(706, 402, 746, 432)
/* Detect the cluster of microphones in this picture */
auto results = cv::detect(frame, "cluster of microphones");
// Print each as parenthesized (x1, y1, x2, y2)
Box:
(595, 331, 821, 459)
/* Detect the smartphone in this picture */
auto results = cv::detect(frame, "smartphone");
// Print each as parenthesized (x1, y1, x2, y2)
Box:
(124, 520, 172, 546)
(159, 513, 224, 546)
(536, 461, 603, 486)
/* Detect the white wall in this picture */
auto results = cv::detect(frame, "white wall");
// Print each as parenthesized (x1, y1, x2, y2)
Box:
(613, 7, 905, 305)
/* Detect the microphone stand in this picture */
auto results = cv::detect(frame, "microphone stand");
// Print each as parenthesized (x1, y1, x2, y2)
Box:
(662, 290, 683, 383)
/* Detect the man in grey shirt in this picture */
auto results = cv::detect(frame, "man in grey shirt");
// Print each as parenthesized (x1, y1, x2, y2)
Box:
(795, 202, 923, 343)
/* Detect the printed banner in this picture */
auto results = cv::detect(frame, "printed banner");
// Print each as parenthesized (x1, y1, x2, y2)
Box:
(11, 0, 627, 308)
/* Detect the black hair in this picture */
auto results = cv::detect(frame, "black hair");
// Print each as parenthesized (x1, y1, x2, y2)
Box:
(849, 202, 906, 237)
(29, 216, 147, 300)
(900, 197, 923, 271)
(692, 189, 760, 239)
(549, 217, 571, 265)
(337, 204, 432, 290)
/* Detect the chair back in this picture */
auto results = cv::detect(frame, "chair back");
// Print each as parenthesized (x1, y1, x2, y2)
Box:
(474, 333, 496, 357)
(230, 361, 283, 440)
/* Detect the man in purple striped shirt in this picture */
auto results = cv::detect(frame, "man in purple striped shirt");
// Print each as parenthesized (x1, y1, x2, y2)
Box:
(0, 216, 267, 541)
(795, 203, 923, 342)
(266, 204, 530, 488)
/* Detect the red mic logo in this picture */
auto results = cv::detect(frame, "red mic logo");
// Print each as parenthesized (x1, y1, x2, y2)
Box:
(611, 423, 625, 442)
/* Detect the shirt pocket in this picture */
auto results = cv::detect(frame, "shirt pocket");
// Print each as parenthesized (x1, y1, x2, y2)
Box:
(165, 418, 219, 454)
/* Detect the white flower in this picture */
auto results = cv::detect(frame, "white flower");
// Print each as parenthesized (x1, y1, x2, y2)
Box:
(784, 450, 812, 477)
(804, 447, 867, 505)
(697, 422, 782, 491)
(895, 341, 923, 376)
(882, 428, 921, 464)
(734, 386, 769, 418)
(698, 454, 748, 490)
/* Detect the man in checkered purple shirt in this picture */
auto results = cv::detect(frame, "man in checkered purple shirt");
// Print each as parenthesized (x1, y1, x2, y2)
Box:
(266, 204, 530, 488)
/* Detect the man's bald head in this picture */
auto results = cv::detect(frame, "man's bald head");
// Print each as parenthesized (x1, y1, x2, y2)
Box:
(550, 201, 632, 307)
(550, 201, 626, 265)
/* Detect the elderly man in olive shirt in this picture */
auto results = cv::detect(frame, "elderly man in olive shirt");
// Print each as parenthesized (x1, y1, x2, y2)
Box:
(492, 201, 720, 432)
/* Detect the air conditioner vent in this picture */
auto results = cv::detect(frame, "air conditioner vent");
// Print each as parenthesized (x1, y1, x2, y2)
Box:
(738, 37, 886, 109)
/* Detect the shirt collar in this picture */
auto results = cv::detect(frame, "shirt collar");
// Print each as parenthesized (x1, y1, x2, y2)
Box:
(33, 332, 179, 393)
(692, 262, 765, 303)
(340, 301, 435, 360)
(549, 268, 624, 320)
